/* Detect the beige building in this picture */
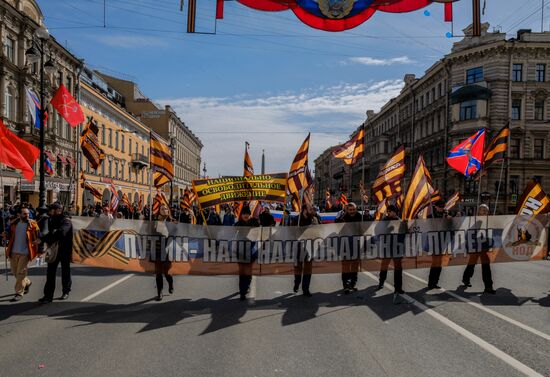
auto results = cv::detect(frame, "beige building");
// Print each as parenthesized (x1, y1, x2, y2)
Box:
(316, 24, 550, 215)
(96, 73, 203, 203)
(77, 68, 162, 210)
(0, 0, 81, 207)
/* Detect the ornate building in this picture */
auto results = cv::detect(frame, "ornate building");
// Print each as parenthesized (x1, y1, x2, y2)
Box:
(77, 68, 162, 210)
(316, 24, 550, 215)
(96, 73, 203, 203)
(0, 0, 81, 206)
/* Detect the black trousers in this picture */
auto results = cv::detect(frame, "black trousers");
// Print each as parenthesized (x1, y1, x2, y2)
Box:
(155, 273, 173, 294)
(238, 263, 252, 296)
(462, 253, 493, 289)
(43, 253, 72, 299)
(341, 260, 360, 289)
(294, 261, 312, 292)
(379, 258, 403, 292)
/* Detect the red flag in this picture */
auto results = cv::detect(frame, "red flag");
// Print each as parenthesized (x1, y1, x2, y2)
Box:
(444, 2, 453, 22)
(447, 129, 486, 178)
(50, 84, 85, 127)
(216, 0, 224, 19)
(0, 120, 39, 182)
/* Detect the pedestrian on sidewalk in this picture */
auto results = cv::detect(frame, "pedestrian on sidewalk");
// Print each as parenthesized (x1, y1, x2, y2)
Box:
(38, 203, 73, 304)
(3, 207, 40, 302)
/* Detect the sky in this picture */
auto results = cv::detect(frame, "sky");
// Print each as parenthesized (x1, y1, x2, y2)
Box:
(39, 0, 548, 176)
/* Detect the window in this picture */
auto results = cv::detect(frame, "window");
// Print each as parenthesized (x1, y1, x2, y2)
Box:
(108, 160, 112, 177)
(115, 161, 119, 179)
(512, 99, 522, 120)
(115, 131, 119, 150)
(86, 160, 90, 173)
(460, 100, 477, 121)
(128, 139, 132, 155)
(510, 138, 520, 159)
(510, 175, 520, 194)
(121, 134, 125, 152)
(536, 64, 546, 82)
(534, 138, 544, 159)
(431, 88, 436, 101)
(512, 64, 523, 82)
(101, 125, 106, 145)
(466, 67, 483, 84)
(101, 162, 105, 176)
(535, 100, 545, 120)
(4, 37, 14, 63)
(109, 129, 113, 147)
(4, 87, 15, 120)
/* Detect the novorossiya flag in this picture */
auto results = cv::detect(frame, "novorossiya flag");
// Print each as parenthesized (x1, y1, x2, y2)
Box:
(150, 131, 174, 188)
(287, 133, 313, 211)
(402, 155, 434, 220)
(332, 126, 365, 165)
(80, 117, 105, 170)
(371, 145, 405, 204)
(447, 129, 486, 177)
(516, 180, 550, 215)
(484, 124, 510, 168)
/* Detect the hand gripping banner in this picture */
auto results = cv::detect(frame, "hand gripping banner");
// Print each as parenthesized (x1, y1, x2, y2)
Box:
(71, 215, 550, 275)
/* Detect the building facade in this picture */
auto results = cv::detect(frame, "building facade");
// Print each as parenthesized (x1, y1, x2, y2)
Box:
(0, 0, 81, 207)
(316, 24, 550, 215)
(77, 69, 162, 210)
(97, 73, 203, 202)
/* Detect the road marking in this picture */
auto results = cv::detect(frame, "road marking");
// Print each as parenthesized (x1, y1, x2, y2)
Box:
(249, 275, 257, 300)
(362, 271, 544, 377)
(403, 271, 550, 342)
(80, 274, 134, 302)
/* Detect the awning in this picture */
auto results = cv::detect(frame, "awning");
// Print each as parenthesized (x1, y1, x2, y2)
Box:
(66, 156, 76, 167)
(45, 150, 55, 161)
(58, 154, 68, 165)
(450, 84, 492, 105)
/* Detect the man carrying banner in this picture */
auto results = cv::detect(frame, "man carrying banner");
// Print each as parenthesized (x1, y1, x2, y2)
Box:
(293, 204, 320, 297)
(234, 206, 259, 301)
(154, 205, 175, 301)
(427, 199, 452, 290)
(335, 202, 362, 293)
(377, 205, 404, 296)
(461, 204, 496, 294)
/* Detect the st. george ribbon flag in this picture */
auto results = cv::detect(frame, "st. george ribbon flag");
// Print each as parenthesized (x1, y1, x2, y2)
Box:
(71, 215, 549, 276)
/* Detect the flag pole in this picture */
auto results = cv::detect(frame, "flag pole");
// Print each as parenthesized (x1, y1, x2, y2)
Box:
(493, 162, 505, 216)
(360, 156, 365, 222)
(1, 165, 7, 281)
(149, 132, 153, 222)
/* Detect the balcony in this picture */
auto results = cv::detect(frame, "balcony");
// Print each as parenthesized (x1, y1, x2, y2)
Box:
(131, 153, 149, 170)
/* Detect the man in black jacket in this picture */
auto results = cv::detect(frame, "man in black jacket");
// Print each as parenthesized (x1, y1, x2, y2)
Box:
(293, 204, 320, 297)
(427, 200, 452, 289)
(259, 207, 276, 227)
(335, 203, 363, 293)
(235, 206, 259, 300)
(38, 202, 73, 303)
(377, 205, 404, 296)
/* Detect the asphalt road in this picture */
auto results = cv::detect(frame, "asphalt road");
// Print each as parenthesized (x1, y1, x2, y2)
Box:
(0, 253, 549, 377)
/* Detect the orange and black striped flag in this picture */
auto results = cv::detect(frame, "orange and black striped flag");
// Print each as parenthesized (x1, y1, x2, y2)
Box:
(80, 117, 105, 170)
(180, 187, 191, 210)
(153, 190, 169, 216)
(332, 126, 365, 166)
(372, 145, 406, 203)
(287, 134, 313, 211)
(444, 191, 461, 212)
(484, 124, 510, 168)
(121, 193, 132, 211)
(516, 180, 550, 215)
(431, 189, 442, 204)
(402, 156, 434, 220)
(80, 172, 102, 201)
(359, 181, 369, 204)
(244, 142, 254, 177)
(374, 198, 388, 220)
(339, 193, 349, 206)
(150, 132, 174, 188)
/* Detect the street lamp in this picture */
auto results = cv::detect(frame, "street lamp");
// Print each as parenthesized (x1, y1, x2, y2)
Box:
(25, 25, 54, 224)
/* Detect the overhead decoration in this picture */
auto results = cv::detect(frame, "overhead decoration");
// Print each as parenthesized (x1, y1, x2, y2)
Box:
(236, 0, 458, 32)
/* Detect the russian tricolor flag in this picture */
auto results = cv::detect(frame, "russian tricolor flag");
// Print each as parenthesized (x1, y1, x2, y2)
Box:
(44, 157, 54, 176)
(26, 88, 42, 129)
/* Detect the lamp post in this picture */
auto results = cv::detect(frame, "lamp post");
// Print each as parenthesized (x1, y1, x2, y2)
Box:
(25, 26, 55, 218)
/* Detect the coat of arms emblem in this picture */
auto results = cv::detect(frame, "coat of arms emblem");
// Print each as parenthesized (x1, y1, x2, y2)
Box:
(316, 0, 356, 19)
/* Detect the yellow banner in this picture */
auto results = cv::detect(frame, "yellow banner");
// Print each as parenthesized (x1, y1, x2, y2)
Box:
(192, 173, 288, 208)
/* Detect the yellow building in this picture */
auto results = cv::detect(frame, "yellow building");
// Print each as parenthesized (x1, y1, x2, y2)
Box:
(76, 68, 168, 212)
